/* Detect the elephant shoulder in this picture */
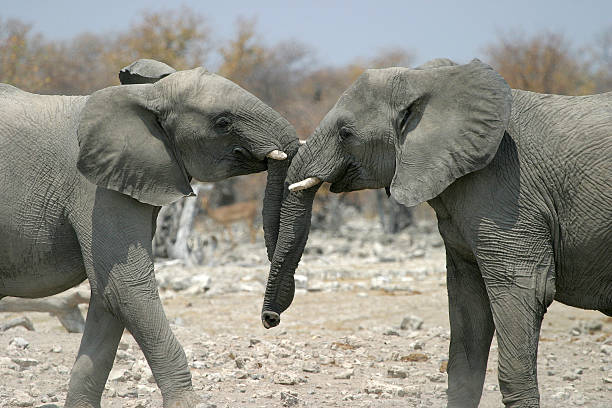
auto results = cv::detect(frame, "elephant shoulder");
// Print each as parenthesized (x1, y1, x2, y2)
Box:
(0, 83, 27, 98)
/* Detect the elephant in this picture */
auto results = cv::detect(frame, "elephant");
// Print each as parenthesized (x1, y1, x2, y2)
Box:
(0, 58, 299, 408)
(260, 58, 612, 407)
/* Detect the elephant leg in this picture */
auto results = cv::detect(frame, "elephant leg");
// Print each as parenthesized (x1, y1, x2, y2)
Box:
(480, 235, 555, 408)
(65, 296, 124, 408)
(92, 248, 196, 407)
(446, 248, 495, 408)
(74, 192, 197, 408)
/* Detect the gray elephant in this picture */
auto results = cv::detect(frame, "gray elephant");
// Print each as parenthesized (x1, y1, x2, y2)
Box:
(0, 59, 299, 408)
(260, 59, 612, 407)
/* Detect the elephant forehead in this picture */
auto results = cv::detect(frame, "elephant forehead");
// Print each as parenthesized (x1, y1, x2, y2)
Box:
(338, 69, 391, 107)
(158, 69, 253, 108)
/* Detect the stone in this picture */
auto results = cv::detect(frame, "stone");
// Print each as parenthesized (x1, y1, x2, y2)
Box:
(600, 345, 612, 355)
(400, 315, 423, 330)
(117, 389, 138, 398)
(294, 274, 308, 289)
(11, 357, 39, 369)
(562, 372, 579, 381)
(136, 384, 156, 395)
(584, 320, 603, 332)
(302, 362, 321, 373)
(9, 337, 29, 349)
(426, 373, 446, 383)
(274, 372, 298, 385)
(410, 340, 425, 350)
(12, 390, 35, 407)
(364, 380, 417, 397)
(570, 327, 582, 336)
(50, 345, 62, 353)
(387, 366, 408, 378)
(108, 367, 130, 382)
(400, 353, 428, 362)
(383, 329, 400, 336)
(234, 357, 246, 369)
(280, 391, 300, 407)
(234, 370, 248, 379)
(333, 369, 354, 379)
(249, 338, 261, 346)
(115, 349, 135, 361)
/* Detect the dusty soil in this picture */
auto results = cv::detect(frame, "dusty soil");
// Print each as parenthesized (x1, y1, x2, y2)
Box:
(1, 221, 611, 408)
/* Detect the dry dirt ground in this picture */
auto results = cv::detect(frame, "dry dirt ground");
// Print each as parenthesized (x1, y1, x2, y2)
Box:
(1, 221, 611, 408)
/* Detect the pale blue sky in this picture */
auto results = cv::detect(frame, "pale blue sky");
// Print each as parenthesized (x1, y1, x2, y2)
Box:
(2, 1, 610, 67)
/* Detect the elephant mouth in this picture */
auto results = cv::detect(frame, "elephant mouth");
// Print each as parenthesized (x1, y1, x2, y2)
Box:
(329, 160, 372, 193)
(233, 147, 255, 161)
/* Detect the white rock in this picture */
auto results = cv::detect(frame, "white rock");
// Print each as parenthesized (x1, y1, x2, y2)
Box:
(11, 390, 34, 407)
(108, 367, 130, 382)
(302, 362, 320, 373)
(600, 345, 612, 355)
(9, 337, 29, 349)
(274, 372, 298, 385)
(426, 373, 446, 383)
(333, 369, 354, 379)
(294, 274, 308, 289)
(387, 366, 408, 379)
(562, 372, 579, 381)
(11, 357, 39, 369)
(400, 315, 424, 330)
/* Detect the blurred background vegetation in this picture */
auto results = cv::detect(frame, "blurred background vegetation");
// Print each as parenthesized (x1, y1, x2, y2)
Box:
(1, 7, 611, 233)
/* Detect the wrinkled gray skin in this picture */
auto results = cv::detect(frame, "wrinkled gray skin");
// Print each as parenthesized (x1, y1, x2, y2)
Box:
(262, 59, 612, 407)
(0, 59, 298, 408)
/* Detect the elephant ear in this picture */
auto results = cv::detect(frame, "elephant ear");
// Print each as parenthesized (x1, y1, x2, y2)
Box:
(390, 59, 512, 207)
(118, 59, 176, 84)
(77, 84, 194, 206)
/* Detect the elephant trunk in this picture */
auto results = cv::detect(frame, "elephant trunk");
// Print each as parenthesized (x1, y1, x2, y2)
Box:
(261, 146, 321, 328)
(261, 125, 300, 262)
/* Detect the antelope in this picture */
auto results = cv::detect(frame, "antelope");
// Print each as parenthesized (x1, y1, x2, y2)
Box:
(200, 197, 259, 243)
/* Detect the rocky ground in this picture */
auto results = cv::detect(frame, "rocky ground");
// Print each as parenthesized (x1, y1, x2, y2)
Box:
(1, 216, 611, 407)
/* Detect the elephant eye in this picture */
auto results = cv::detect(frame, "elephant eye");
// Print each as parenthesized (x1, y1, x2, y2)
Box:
(214, 116, 232, 130)
(339, 126, 353, 141)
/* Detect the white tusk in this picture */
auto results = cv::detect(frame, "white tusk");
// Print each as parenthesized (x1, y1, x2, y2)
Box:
(299, 139, 307, 145)
(266, 150, 287, 160)
(288, 177, 321, 192)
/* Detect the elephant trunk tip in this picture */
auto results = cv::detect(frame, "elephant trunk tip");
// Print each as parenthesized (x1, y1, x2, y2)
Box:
(261, 311, 280, 329)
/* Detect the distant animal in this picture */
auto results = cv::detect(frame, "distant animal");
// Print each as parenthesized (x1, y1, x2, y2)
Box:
(201, 196, 260, 243)
(0, 58, 299, 408)
(261, 58, 612, 407)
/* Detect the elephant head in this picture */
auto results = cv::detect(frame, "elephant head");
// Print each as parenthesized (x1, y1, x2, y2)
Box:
(261, 59, 512, 328)
(77, 60, 299, 260)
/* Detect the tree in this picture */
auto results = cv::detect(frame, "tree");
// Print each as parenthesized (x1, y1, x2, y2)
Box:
(589, 25, 612, 93)
(107, 8, 210, 74)
(485, 31, 595, 95)
(0, 18, 48, 91)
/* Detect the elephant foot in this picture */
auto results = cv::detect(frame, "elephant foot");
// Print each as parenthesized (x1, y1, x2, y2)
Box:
(505, 398, 539, 408)
(163, 389, 203, 408)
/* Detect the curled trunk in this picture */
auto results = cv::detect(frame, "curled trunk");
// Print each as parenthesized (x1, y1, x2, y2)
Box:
(261, 142, 326, 328)
(261, 135, 300, 262)
(261, 185, 319, 328)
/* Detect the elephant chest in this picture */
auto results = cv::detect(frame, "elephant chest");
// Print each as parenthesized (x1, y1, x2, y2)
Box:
(554, 234, 612, 312)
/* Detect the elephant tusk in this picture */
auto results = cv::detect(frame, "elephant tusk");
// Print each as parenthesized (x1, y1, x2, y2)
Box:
(288, 177, 321, 192)
(299, 139, 307, 145)
(266, 150, 287, 160)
